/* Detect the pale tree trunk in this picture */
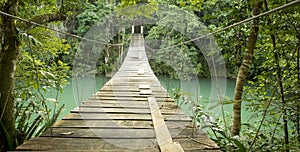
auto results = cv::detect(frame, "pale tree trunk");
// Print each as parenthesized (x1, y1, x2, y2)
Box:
(236, 26, 242, 68)
(0, 0, 19, 151)
(231, 1, 263, 136)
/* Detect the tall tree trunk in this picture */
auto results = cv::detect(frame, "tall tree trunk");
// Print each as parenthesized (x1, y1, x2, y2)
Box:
(236, 26, 242, 68)
(263, 0, 289, 150)
(0, 1, 67, 150)
(297, 32, 300, 144)
(273, 42, 290, 152)
(231, 1, 263, 136)
(0, 0, 19, 151)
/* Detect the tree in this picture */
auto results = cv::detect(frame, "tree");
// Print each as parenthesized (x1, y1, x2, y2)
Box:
(0, 0, 68, 150)
(231, 1, 263, 136)
(263, 0, 290, 149)
(0, 0, 19, 150)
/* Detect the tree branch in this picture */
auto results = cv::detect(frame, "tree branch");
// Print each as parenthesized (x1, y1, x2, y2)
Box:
(20, 13, 67, 31)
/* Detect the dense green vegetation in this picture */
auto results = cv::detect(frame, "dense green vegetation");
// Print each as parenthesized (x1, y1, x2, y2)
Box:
(0, 0, 300, 151)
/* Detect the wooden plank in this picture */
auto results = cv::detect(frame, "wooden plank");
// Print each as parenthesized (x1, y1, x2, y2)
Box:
(169, 128, 206, 138)
(174, 137, 220, 151)
(137, 68, 145, 75)
(63, 113, 152, 120)
(71, 107, 151, 114)
(109, 79, 157, 83)
(41, 128, 156, 139)
(89, 97, 149, 101)
(73, 106, 186, 116)
(160, 107, 184, 113)
(112, 77, 156, 81)
(83, 98, 175, 104)
(89, 96, 174, 102)
(85, 98, 174, 104)
(138, 52, 144, 59)
(81, 100, 149, 109)
(80, 102, 149, 109)
(100, 87, 167, 93)
(111, 74, 153, 77)
(113, 73, 154, 77)
(53, 120, 153, 128)
(83, 99, 149, 104)
(79, 102, 185, 115)
(140, 90, 152, 95)
(62, 113, 191, 121)
(99, 90, 169, 94)
(139, 84, 151, 89)
(112, 75, 154, 77)
(95, 92, 169, 97)
(16, 137, 159, 151)
(81, 101, 176, 109)
(147, 97, 184, 152)
(101, 85, 166, 90)
(104, 82, 161, 86)
(50, 125, 202, 139)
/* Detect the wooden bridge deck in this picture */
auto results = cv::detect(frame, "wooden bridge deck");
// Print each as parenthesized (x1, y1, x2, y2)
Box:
(16, 34, 220, 151)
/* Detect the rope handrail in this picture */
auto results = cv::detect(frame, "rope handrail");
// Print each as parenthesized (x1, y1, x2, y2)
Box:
(0, 10, 123, 46)
(1, 0, 299, 48)
(152, 0, 300, 50)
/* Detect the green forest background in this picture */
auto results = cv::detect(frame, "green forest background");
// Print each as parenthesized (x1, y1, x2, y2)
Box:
(0, 0, 300, 151)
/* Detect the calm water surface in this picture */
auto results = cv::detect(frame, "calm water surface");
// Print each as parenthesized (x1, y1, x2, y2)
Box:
(47, 75, 253, 122)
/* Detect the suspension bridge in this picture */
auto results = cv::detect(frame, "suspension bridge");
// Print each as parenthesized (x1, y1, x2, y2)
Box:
(15, 33, 220, 152)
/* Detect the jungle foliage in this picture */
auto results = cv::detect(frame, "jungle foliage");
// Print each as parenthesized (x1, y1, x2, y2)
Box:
(0, 0, 300, 151)
(0, 0, 77, 150)
(169, 0, 300, 151)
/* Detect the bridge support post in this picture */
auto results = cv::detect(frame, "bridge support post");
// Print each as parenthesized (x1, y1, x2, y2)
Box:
(132, 19, 143, 34)
(132, 25, 134, 34)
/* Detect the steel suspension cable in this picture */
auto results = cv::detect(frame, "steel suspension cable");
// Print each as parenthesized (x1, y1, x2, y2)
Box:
(159, 0, 300, 50)
(0, 10, 123, 46)
(0, 0, 299, 47)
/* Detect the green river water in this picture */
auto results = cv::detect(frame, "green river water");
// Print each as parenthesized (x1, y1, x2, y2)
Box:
(46, 75, 254, 123)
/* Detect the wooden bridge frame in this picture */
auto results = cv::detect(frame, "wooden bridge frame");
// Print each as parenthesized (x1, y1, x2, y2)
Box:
(132, 19, 143, 34)
(16, 34, 220, 151)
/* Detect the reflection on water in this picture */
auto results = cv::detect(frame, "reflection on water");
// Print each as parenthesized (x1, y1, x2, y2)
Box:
(157, 75, 236, 118)
(45, 75, 109, 120)
(47, 74, 254, 123)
